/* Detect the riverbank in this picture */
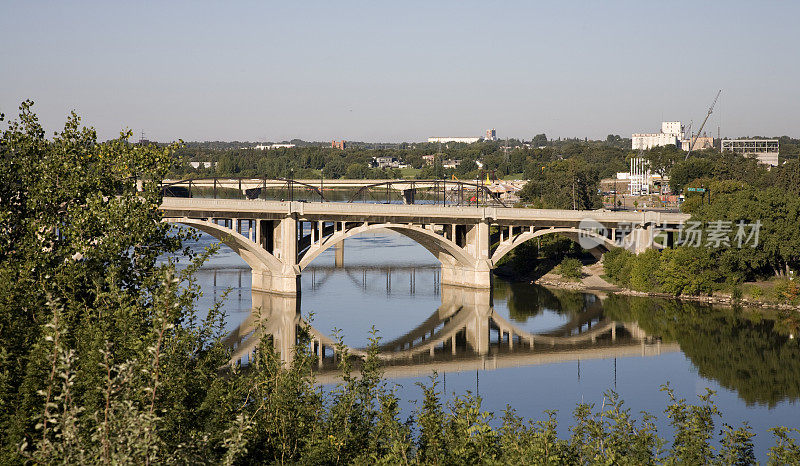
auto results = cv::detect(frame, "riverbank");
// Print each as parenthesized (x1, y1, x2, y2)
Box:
(505, 262, 800, 312)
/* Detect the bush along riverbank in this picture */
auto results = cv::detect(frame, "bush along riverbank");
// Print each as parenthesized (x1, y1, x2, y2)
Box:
(493, 243, 799, 312)
(602, 248, 800, 310)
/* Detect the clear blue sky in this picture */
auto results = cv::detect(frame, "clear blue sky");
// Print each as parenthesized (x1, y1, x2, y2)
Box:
(2, 0, 798, 142)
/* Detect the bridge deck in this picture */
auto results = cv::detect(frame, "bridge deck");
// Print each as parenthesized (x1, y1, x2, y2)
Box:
(161, 198, 689, 226)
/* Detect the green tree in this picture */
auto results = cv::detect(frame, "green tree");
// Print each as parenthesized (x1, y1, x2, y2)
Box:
(644, 144, 683, 179)
(519, 159, 600, 209)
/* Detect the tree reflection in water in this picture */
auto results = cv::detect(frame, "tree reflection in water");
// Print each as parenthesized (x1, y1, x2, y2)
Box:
(604, 294, 800, 407)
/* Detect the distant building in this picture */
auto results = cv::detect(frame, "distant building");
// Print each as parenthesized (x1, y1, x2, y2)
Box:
(332, 140, 347, 150)
(486, 128, 497, 141)
(253, 143, 296, 150)
(722, 139, 779, 166)
(422, 154, 436, 165)
(188, 161, 216, 169)
(680, 136, 713, 152)
(632, 121, 684, 150)
(442, 159, 461, 169)
(370, 156, 401, 169)
(427, 137, 481, 144)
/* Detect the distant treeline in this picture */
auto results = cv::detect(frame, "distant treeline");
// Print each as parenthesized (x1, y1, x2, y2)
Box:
(166, 135, 800, 216)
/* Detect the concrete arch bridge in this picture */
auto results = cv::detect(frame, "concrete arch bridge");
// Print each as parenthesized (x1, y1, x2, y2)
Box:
(160, 198, 689, 295)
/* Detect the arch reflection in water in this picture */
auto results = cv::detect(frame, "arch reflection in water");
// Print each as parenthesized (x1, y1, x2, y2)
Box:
(224, 284, 676, 378)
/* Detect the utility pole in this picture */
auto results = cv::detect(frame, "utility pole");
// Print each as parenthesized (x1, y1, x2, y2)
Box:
(504, 137, 509, 175)
(437, 141, 442, 180)
(572, 177, 576, 210)
(571, 159, 577, 210)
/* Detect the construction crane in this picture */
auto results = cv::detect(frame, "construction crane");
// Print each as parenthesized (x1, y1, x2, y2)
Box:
(685, 89, 722, 160)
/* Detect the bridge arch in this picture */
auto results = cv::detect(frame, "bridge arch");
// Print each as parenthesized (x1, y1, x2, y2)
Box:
(163, 217, 285, 275)
(491, 227, 617, 265)
(298, 222, 475, 270)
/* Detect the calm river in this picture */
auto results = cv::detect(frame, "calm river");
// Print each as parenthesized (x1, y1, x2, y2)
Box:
(187, 228, 800, 461)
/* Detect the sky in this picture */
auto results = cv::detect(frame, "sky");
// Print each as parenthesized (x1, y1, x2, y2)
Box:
(2, 0, 799, 142)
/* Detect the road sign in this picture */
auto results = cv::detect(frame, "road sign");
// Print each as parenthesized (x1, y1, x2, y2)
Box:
(687, 187, 706, 193)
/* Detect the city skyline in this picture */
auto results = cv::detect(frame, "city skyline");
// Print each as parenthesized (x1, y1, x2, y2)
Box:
(2, 1, 799, 142)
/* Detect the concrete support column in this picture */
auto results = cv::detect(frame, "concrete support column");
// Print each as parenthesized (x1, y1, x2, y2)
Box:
(444, 224, 453, 241)
(441, 220, 492, 289)
(252, 216, 300, 295)
(311, 220, 317, 245)
(634, 224, 655, 254)
(440, 261, 492, 288)
(334, 241, 344, 268)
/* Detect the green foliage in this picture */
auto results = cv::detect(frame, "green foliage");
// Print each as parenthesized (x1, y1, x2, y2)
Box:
(602, 247, 635, 286)
(628, 249, 661, 291)
(661, 385, 720, 464)
(656, 247, 721, 296)
(558, 257, 583, 280)
(768, 427, 800, 465)
(570, 390, 663, 465)
(494, 238, 539, 276)
(519, 159, 601, 210)
(603, 247, 722, 296)
(644, 144, 683, 179)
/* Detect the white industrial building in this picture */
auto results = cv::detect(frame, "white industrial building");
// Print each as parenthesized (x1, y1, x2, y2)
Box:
(253, 143, 296, 150)
(628, 157, 651, 195)
(680, 136, 714, 152)
(632, 122, 684, 150)
(721, 139, 780, 166)
(428, 137, 481, 144)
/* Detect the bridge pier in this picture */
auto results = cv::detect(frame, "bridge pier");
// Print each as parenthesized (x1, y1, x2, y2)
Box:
(440, 260, 493, 289)
(251, 266, 301, 296)
(633, 224, 656, 254)
(440, 220, 493, 289)
(248, 216, 303, 294)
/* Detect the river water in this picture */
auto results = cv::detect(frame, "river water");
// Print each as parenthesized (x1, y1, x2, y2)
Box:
(187, 228, 800, 461)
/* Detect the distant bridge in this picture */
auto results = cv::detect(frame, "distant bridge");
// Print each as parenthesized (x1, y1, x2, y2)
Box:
(160, 177, 509, 206)
(160, 196, 689, 295)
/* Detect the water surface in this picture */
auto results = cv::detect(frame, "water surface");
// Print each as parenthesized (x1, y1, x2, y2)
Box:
(188, 228, 800, 461)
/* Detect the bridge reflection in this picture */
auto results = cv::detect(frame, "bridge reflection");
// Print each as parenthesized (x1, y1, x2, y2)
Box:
(223, 283, 675, 379)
